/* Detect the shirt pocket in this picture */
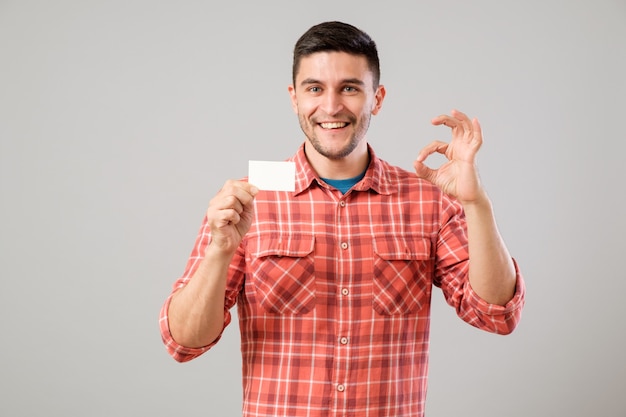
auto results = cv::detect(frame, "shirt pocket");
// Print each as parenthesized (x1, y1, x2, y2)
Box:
(372, 236, 433, 315)
(248, 234, 316, 315)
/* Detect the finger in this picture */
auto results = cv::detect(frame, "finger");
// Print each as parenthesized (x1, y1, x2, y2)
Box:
(224, 179, 259, 196)
(472, 118, 482, 136)
(215, 208, 242, 227)
(451, 109, 469, 122)
(213, 195, 245, 214)
(208, 180, 258, 226)
(451, 109, 473, 133)
(220, 180, 259, 206)
(209, 190, 241, 212)
(415, 140, 449, 162)
(431, 114, 459, 129)
(471, 118, 484, 146)
(413, 160, 437, 183)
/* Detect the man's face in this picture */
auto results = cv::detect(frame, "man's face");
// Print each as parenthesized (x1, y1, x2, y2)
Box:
(288, 52, 385, 161)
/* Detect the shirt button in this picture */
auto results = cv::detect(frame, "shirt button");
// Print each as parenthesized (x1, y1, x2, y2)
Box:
(340, 242, 348, 250)
(339, 200, 346, 207)
(340, 337, 348, 345)
(337, 384, 345, 392)
(341, 288, 349, 296)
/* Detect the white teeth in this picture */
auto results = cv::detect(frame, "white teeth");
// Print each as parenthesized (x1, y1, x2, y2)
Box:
(320, 122, 347, 129)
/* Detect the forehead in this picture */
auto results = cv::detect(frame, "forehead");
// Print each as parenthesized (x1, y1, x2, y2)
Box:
(295, 51, 374, 86)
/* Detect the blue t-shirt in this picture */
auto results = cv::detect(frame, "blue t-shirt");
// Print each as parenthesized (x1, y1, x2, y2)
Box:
(321, 170, 366, 194)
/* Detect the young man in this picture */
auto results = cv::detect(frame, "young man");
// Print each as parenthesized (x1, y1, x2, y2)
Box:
(160, 21, 525, 417)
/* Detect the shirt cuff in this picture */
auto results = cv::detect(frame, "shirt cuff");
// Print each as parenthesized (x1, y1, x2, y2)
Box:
(159, 294, 228, 362)
(465, 257, 526, 316)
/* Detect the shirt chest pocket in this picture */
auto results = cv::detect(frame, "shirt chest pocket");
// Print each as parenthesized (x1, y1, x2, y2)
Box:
(372, 236, 433, 315)
(248, 234, 316, 315)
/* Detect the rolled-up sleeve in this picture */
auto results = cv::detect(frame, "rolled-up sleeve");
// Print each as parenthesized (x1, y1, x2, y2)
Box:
(434, 196, 526, 334)
(457, 258, 525, 334)
(158, 216, 242, 362)
(159, 294, 228, 362)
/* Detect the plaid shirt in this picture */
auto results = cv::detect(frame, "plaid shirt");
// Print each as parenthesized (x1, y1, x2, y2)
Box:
(160, 143, 525, 417)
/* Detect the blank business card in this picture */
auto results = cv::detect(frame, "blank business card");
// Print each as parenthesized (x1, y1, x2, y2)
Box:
(248, 160, 296, 192)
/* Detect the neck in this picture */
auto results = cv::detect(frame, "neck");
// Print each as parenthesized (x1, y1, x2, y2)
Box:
(304, 141, 370, 180)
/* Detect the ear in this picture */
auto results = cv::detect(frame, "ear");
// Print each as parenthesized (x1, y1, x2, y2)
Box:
(371, 84, 386, 115)
(288, 85, 298, 114)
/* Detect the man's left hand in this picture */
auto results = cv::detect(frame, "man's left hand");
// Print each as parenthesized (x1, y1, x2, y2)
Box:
(413, 109, 487, 205)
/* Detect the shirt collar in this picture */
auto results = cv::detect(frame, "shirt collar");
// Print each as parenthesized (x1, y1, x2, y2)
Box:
(290, 143, 394, 196)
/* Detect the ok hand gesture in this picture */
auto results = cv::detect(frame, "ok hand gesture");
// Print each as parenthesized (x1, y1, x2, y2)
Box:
(413, 109, 487, 205)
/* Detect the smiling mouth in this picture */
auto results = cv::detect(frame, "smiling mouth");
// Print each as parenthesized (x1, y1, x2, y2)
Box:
(319, 122, 348, 129)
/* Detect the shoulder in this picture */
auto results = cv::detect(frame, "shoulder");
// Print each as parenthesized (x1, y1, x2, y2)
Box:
(374, 157, 439, 193)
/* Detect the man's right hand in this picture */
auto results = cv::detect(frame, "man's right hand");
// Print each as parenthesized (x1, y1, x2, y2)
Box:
(206, 180, 259, 254)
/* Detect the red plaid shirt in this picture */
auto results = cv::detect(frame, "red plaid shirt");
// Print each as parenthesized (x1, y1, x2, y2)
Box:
(160, 143, 525, 417)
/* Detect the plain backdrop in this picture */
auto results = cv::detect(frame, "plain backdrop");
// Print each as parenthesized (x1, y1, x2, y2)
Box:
(1, 1, 625, 416)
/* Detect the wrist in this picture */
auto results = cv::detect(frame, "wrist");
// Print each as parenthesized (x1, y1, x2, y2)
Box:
(206, 238, 239, 259)
(459, 190, 492, 212)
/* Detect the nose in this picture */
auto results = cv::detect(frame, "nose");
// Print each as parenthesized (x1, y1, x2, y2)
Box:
(320, 91, 344, 116)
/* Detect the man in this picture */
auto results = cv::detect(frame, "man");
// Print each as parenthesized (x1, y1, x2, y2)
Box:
(159, 21, 525, 417)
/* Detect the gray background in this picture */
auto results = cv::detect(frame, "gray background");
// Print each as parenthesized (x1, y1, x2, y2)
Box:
(1, 0, 625, 416)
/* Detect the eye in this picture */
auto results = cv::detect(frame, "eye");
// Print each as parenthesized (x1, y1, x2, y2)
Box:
(308, 86, 321, 93)
(343, 86, 358, 93)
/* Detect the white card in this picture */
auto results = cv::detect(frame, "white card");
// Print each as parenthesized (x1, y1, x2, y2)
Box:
(248, 160, 296, 192)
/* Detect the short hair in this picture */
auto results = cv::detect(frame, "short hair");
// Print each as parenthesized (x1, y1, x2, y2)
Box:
(292, 21, 381, 89)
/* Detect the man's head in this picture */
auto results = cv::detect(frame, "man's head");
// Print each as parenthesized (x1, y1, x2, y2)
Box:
(288, 22, 385, 173)
(292, 21, 381, 90)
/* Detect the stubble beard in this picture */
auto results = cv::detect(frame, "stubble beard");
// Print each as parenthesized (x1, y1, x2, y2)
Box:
(299, 113, 371, 161)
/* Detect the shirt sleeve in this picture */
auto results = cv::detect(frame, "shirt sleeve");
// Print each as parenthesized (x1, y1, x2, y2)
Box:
(460, 258, 525, 334)
(158, 216, 245, 362)
(433, 196, 526, 335)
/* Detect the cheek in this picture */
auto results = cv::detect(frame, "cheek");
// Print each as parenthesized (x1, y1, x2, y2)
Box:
(297, 102, 318, 119)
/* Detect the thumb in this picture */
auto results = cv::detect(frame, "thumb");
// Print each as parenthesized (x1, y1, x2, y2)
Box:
(413, 160, 437, 183)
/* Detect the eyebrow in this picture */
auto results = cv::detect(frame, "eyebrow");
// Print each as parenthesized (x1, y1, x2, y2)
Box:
(299, 78, 366, 87)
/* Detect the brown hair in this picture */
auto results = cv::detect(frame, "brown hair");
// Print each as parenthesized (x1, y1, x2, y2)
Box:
(292, 21, 381, 89)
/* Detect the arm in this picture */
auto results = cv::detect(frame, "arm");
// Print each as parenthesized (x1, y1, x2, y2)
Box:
(462, 193, 516, 305)
(414, 109, 516, 306)
(166, 180, 258, 348)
